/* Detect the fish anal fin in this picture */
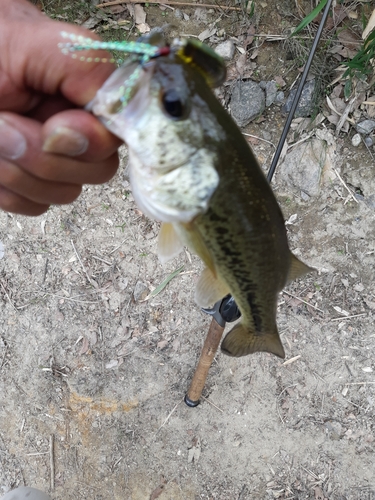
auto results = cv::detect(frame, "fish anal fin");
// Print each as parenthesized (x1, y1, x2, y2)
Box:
(194, 267, 230, 308)
(287, 253, 314, 284)
(221, 322, 285, 358)
(157, 222, 183, 264)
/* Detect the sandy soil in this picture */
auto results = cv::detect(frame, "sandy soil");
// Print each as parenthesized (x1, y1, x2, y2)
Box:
(1, 2, 374, 499)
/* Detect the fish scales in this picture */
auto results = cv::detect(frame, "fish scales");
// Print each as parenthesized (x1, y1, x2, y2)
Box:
(87, 37, 313, 358)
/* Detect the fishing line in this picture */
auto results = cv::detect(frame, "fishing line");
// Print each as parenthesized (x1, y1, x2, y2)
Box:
(266, 0, 334, 183)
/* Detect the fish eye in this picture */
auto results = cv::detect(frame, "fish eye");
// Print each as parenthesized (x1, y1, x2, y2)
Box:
(161, 89, 185, 119)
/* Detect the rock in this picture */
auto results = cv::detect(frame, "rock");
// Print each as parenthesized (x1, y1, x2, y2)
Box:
(174, 8, 183, 19)
(300, 191, 311, 202)
(265, 80, 278, 107)
(133, 281, 149, 301)
(1, 487, 52, 500)
(194, 7, 207, 21)
(262, 130, 272, 141)
(275, 91, 285, 103)
(230, 81, 265, 127)
(277, 134, 336, 198)
(215, 40, 235, 61)
(352, 133, 361, 147)
(282, 79, 317, 117)
(356, 119, 375, 135)
(364, 136, 374, 147)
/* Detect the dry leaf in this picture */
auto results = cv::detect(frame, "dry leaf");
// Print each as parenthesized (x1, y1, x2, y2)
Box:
(106, 359, 119, 369)
(365, 96, 375, 118)
(110, 5, 126, 13)
(235, 53, 247, 76)
(157, 340, 168, 350)
(362, 367, 373, 373)
(285, 214, 298, 225)
(338, 29, 360, 50)
(275, 75, 286, 87)
(150, 485, 164, 500)
(188, 437, 201, 463)
(314, 485, 325, 500)
(362, 9, 375, 40)
(134, 3, 146, 24)
(250, 48, 259, 60)
(136, 23, 150, 33)
(198, 27, 217, 42)
(81, 16, 100, 30)
(79, 336, 90, 355)
(243, 28, 255, 48)
(333, 305, 350, 316)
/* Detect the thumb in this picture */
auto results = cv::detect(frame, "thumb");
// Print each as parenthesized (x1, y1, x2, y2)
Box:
(1, 0, 115, 108)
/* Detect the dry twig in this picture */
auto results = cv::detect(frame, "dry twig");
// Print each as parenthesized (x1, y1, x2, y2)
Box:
(155, 398, 183, 434)
(0, 280, 17, 312)
(70, 240, 94, 285)
(201, 395, 223, 412)
(283, 290, 324, 313)
(331, 312, 366, 321)
(50, 434, 55, 491)
(333, 168, 358, 203)
(97, 0, 242, 10)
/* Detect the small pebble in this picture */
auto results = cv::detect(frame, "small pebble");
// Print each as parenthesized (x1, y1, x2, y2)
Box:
(352, 133, 361, 147)
(230, 81, 265, 127)
(265, 81, 278, 107)
(364, 136, 373, 147)
(283, 79, 316, 117)
(275, 91, 285, 103)
(215, 40, 235, 61)
(356, 119, 375, 135)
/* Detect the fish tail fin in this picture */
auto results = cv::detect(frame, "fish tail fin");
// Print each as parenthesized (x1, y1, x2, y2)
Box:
(287, 253, 314, 283)
(221, 322, 285, 358)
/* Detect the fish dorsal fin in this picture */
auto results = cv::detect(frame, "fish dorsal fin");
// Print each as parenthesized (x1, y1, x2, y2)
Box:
(287, 253, 314, 284)
(157, 222, 183, 264)
(221, 322, 285, 358)
(195, 267, 230, 308)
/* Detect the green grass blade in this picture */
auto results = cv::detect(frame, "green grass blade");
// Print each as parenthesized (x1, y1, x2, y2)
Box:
(146, 265, 185, 299)
(291, 0, 328, 37)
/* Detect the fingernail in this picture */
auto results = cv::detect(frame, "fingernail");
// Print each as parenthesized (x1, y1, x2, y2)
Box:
(0, 119, 27, 160)
(43, 127, 89, 156)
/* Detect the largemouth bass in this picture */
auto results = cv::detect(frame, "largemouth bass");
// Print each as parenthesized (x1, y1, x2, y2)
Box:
(88, 38, 313, 358)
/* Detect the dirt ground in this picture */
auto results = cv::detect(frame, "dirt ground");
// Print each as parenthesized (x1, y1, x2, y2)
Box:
(1, 2, 375, 499)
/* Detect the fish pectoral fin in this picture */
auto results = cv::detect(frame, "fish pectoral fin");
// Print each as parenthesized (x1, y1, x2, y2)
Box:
(157, 222, 184, 264)
(180, 221, 216, 275)
(287, 253, 314, 284)
(194, 267, 230, 308)
(221, 322, 285, 358)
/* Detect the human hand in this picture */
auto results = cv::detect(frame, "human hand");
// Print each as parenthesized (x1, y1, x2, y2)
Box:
(0, 0, 122, 216)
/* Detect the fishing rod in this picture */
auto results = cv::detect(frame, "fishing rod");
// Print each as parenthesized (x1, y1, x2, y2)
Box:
(185, 0, 334, 407)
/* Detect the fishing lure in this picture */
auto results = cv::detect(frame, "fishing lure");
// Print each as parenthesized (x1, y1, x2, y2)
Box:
(59, 31, 170, 63)
(59, 32, 226, 106)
